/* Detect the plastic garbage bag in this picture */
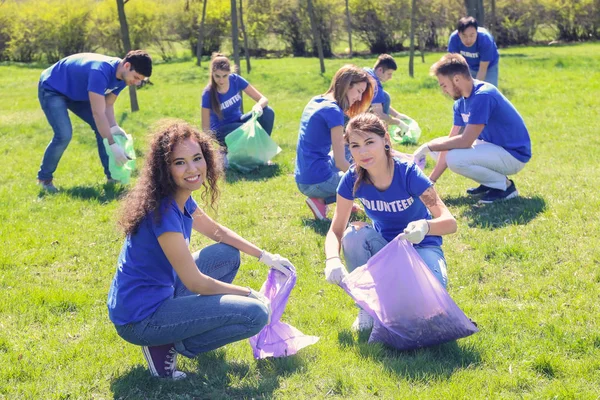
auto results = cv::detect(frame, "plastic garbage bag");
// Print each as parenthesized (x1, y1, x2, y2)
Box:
(102, 133, 136, 184)
(340, 236, 478, 350)
(389, 117, 422, 145)
(249, 264, 319, 359)
(225, 113, 281, 173)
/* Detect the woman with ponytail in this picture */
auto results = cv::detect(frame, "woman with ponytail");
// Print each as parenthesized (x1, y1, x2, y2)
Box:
(323, 113, 457, 331)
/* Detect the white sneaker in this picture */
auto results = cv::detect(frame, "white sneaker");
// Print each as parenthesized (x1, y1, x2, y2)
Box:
(351, 309, 373, 332)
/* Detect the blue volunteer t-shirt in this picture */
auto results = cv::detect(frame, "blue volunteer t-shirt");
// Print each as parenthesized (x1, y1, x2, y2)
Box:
(107, 196, 198, 326)
(201, 73, 249, 130)
(448, 27, 499, 71)
(338, 158, 442, 247)
(295, 96, 345, 185)
(364, 67, 385, 105)
(40, 53, 125, 101)
(453, 80, 531, 163)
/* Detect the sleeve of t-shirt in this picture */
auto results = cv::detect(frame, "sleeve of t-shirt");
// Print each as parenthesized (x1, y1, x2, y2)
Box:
(201, 89, 211, 109)
(465, 94, 495, 125)
(453, 101, 466, 126)
(111, 84, 125, 97)
(478, 32, 494, 62)
(337, 169, 356, 200)
(405, 162, 433, 198)
(233, 74, 249, 91)
(87, 65, 111, 96)
(322, 105, 345, 130)
(371, 84, 385, 104)
(448, 32, 459, 53)
(185, 196, 198, 216)
(152, 201, 185, 237)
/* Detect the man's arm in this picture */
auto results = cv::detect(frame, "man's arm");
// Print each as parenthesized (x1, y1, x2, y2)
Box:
(371, 103, 406, 128)
(428, 125, 463, 182)
(105, 93, 118, 128)
(428, 123, 484, 152)
(89, 92, 115, 144)
(475, 61, 490, 81)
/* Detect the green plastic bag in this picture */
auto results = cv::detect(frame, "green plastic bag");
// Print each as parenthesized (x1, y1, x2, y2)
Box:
(225, 113, 281, 173)
(102, 133, 136, 184)
(389, 116, 422, 145)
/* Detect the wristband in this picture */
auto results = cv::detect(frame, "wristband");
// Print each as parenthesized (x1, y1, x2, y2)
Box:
(325, 256, 341, 262)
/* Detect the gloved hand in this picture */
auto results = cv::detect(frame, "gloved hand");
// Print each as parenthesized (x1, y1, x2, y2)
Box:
(110, 125, 127, 137)
(259, 251, 293, 277)
(393, 119, 410, 135)
(247, 288, 272, 324)
(413, 143, 431, 163)
(109, 142, 130, 166)
(324, 257, 348, 285)
(252, 103, 264, 117)
(397, 219, 430, 244)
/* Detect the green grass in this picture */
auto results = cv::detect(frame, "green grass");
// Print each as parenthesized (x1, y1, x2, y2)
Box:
(1, 43, 600, 399)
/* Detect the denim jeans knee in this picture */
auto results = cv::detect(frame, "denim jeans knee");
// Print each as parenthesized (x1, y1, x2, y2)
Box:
(414, 246, 448, 288)
(341, 224, 388, 272)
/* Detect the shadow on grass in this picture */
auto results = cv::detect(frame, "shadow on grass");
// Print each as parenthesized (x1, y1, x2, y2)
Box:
(301, 217, 331, 236)
(111, 348, 305, 399)
(62, 184, 128, 203)
(225, 163, 281, 183)
(337, 328, 481, 381)
(444, 195, 546, 229)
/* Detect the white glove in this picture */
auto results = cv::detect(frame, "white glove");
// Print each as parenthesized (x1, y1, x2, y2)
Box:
(247, 288, 272, 324)
(413, 143, 431, 163)
(259, 251, 293, 277)
(110, 125, 127, 137)
(324, 257, 348, 285)
(109, 142, 130, 166)
(252, 103, 264, 117)
(393, 119, 409, 135)
(397, 219, 430, 244)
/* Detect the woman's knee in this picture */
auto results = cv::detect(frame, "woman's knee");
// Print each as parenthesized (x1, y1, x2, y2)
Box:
(341, 225, 373, 255)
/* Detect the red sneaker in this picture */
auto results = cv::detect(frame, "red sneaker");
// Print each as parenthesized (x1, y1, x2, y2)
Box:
(305, 197, 328, 220)
(142, 344, 187, 380)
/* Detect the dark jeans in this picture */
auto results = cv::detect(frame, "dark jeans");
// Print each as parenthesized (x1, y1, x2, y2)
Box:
(37, 82, 111, 180)
(215, 106, 275, 146)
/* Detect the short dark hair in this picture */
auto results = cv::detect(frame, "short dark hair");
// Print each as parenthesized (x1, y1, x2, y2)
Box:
(457, 16, 478, 33)
(374, 54, 397, 71)
(124, 50, 152, 77)
(430, 53, 471, 79)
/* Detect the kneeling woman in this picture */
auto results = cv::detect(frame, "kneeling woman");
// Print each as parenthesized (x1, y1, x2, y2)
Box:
(201, 54, 275, 146)
(294, 65, 374, 220)
(324, 113, 457, 331)
(108, 121, 292, 379)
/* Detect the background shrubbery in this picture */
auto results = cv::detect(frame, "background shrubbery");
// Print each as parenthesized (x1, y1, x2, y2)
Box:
(0, 0, 598, 62)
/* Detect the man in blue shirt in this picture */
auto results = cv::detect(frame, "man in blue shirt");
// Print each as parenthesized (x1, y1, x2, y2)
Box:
(364, 54, 410, 132)
(37, 50, 152, 192)
(448, 17, 499, 87)
(413, 53, 531, 204)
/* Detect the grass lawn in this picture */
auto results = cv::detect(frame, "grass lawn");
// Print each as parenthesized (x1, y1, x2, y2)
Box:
(1, 43, 599, 399)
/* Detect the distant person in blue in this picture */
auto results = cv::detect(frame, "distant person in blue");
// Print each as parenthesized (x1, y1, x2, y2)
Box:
(413, 53, 531, 204)
(37, 50, 153, 192)
(364, 54, 410, 132)
(324, 113, 457, 331)
(201, 53, 274, 148)
(108, 121, 293, 380)
(448, 17, 499, 87)
(295, 65, 375, 220)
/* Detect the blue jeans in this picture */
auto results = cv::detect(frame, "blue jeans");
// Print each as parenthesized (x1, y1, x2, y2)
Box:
(470, 62, 499, 87)
(215, 106, 275, 146)
(37, 83, 111, 181)
(341, 224, 448, 288)
(297, 170, 344, 205)
(114, 243, 269, 358)
(381, 90, 391, 114)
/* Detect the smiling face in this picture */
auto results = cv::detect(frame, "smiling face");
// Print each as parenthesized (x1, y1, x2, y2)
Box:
(348, 130, 389, 171)
(458, 26, 478, 47)
(122, 63, 148, 87)
(346, 81, 367, 107)
(212, 69, 230, 89)
(169, 137, 207, 195)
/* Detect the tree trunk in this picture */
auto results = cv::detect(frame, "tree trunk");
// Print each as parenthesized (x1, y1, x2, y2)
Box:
(230, 0, 243, 110)
(408, 0, 417, 77)
(307, 0, 325, 73)
(196, 0, 208, 66)
(464, 0, 484, 25)
(116, 0, 139, 112)
(490, 0, 496, 36)
(239, 0, 251, 73)
(345, 0, 353, 57)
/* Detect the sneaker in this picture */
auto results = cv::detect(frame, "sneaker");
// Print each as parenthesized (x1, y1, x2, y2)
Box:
(305, 197, 328, 220)
(466, 184, 492, 196)
(351, 309, 373, 332)
(142, 344, 187, 380)
(37, 179, 58, 193)
(351, 203, 363, 214)
(479, 180, 519, 204)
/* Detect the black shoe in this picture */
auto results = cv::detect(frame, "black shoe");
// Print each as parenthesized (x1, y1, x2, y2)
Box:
(466, 184, 492, 196)
(479, 180, 519, 204)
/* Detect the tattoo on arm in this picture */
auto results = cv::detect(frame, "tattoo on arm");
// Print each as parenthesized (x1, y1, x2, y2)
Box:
(420, 187, 441, 209)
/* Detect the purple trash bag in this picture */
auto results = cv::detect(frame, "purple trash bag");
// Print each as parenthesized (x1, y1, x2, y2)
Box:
(340, 236, 478, 350)
(249, 264, 319, 359)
